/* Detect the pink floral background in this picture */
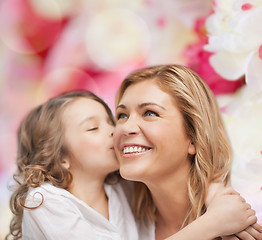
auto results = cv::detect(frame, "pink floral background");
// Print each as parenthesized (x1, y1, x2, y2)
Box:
(0, 0, 261, 238)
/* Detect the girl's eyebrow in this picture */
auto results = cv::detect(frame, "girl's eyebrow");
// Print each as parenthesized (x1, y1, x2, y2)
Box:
(79, 116, 96, 126)
(116, 102, 166, 110)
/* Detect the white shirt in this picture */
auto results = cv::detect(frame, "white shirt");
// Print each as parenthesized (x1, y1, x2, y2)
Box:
(22, 181, 139, 240)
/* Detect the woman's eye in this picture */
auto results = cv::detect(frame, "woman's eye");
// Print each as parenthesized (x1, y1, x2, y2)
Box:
(144, 110, 158, 117)
(117, 113, 128, 120)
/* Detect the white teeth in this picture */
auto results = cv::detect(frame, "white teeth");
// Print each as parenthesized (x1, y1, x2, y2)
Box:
(123, 146, 148, 154)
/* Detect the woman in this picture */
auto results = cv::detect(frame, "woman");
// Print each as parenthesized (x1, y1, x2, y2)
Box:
(113, 64, 262, 239)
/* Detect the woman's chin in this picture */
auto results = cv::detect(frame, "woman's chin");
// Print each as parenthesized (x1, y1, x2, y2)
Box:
(119, 167, 144, 182)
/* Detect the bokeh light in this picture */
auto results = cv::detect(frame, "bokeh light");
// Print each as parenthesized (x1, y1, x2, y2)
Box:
(85, 8, 151, 71)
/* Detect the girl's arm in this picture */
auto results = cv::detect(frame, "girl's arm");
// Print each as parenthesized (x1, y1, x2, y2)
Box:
(207, 184, 262, 240)
(165, 185, 262, 240)
(222, 223, 262, 240)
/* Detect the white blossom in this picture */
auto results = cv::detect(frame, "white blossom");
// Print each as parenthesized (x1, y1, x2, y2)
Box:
(205, 0, 262, 86)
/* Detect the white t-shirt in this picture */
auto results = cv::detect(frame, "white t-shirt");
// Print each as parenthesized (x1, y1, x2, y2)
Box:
(22, 181, 139, 240)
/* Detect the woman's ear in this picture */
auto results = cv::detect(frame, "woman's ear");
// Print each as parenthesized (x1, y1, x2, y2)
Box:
(61, 157, 70, 169)
(188, 142, 196, 155)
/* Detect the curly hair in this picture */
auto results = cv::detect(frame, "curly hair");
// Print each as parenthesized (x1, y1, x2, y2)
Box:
(7, 90, 116, 239)
(115, 64, 232, 227)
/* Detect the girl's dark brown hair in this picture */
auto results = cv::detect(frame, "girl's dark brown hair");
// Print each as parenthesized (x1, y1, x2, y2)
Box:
(7, 90, 116, 239)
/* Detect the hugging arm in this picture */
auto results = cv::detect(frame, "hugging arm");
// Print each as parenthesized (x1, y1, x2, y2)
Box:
(165, 184, 262, 240)
(207, 183, 262, 240)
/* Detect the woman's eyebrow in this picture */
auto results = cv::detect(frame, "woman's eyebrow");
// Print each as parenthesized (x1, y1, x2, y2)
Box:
(139, 102, 166, 110)
(116, 104, 126, 110)
(116, 102, 166, 110)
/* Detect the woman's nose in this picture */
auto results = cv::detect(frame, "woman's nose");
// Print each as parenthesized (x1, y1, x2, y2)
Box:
(121, 116, 140, 136)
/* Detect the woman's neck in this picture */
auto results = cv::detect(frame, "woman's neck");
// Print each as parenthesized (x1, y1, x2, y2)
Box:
(146, 171, 190, 240)
(69, 174, 109, 219)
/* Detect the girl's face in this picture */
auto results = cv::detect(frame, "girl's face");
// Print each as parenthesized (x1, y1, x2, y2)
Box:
(62, 98, 118, 179)
(114, 80, 195, 183)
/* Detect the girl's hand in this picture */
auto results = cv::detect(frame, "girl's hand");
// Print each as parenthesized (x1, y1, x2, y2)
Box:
(205, 191, 258, 236)
(222, 223, 262, 240)
(206, 182, 262, 239)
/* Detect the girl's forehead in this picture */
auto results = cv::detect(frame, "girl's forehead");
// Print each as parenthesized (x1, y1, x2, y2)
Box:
(63, 98, 108, 123)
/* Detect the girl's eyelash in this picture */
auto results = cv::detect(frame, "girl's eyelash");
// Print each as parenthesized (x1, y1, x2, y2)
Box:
(87, 127, 98, 131)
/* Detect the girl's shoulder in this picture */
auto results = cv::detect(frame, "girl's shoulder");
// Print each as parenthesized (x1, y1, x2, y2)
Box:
(25, 182, 72, 208)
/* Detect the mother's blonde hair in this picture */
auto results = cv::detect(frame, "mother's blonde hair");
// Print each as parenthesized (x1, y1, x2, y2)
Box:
(115, 64, 232, 226)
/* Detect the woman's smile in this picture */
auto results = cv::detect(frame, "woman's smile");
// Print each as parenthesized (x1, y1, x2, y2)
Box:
(121, 144, 152, 157)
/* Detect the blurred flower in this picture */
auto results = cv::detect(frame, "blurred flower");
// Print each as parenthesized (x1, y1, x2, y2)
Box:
(0, 0, 66, 56)
(184, 17, 244, 95)
(222, 86, 262, 223)
(204, 0, 262, 224)
(28, 0, 79, 20)
(204, 0, 262, 84)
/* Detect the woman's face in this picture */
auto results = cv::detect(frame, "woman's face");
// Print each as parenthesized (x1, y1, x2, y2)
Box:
(62, 98, 118, 179)
(114, 80, 195, 183)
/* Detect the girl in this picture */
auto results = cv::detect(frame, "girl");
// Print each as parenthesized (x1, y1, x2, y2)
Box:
(7, 90, 259, 239)
(8, 91, 137, 239)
